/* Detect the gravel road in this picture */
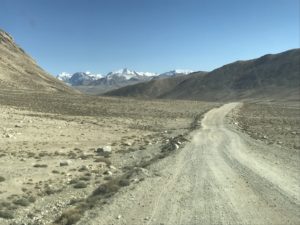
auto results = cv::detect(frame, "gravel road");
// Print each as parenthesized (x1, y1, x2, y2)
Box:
(80, 103, 300, 225)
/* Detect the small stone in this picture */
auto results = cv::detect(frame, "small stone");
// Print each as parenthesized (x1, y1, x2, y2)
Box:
(103, 170, 113, 175)
(96, 146, 112, 156)
(117, 215, 122, 219)
(5, 134, 12, 138)
(78, 165, 88, 171)
(123, 141, 132, 146)
(132, 178, 139, 182)
(109, 165, 117, 170)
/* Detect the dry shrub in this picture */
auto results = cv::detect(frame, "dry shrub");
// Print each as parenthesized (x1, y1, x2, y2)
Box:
(92, 182, 119, 196)
(73, 182, 87, 189)
(94, 157, 111, 166)
(0, 176, 5, 182)
(33, 164, 48, 168)
(0, 210, 14, 219)
(55, 208, 83, 225)
(13, 198, 30, 207)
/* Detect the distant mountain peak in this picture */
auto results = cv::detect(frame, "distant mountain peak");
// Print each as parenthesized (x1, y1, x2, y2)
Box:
(56, 68, 194, 94)
(104, 49, 300, 100)
(159, 69, 194, 77)
(107, 68, 144, 80)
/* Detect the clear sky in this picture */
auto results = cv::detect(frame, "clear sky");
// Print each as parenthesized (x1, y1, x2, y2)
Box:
(0, 0, 299, 75)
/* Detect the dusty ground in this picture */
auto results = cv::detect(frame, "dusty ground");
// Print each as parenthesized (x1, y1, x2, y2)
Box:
(234, 102, 300, 150)
(0, 90, 216, 224)
(0, 91, 299, 225)
(78, 103, 300, 225)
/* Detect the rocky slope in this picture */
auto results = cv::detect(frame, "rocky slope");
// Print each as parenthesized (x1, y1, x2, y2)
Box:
(0, 29, 76, 93)
(105, 49, 300, 101)
(104, 72, 207, 98)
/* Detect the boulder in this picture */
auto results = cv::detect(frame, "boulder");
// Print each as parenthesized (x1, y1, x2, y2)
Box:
(96, 146, 112, 156)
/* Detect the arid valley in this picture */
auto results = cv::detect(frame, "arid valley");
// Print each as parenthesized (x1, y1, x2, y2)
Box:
(0, 1, 299, 224)
(0, 89, 299, 225)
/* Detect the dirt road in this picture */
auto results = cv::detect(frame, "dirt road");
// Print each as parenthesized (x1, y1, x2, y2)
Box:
(80, 103, 300, 225)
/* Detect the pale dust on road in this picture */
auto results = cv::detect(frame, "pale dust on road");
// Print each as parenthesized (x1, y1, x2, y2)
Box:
(80, 103, 300, 225)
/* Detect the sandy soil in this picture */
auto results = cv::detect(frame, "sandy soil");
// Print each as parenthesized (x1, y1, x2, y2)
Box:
(1, 91, 299, 225)
(0, 92, 215, 224)
(234, 102, 300, 150)
(78, 103, 300, 225)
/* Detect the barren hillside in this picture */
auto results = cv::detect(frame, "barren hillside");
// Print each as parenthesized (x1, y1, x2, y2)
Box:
(0, 29, 76, 94)
(106, 49, 300, 101)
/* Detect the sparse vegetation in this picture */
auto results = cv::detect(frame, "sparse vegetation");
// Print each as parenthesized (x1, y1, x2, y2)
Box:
(55, 208, 83, 225)
(0, 83, 215, 225)
(13, 198, 30, 207)
(94, 157, 112, 166)
(33, 163, 48, 168)
(73, 182, 87, 189)
(0, 176, 5, 182)
(0, 210, 14, 219)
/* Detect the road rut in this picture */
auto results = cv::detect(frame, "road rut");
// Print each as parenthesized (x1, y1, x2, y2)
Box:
(80, 103, 300, 225)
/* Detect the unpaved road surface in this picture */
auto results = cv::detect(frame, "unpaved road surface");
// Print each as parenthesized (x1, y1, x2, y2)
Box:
(80, 103, 300, 225)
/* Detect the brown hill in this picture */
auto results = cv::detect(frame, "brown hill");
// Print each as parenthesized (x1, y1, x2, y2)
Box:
(0, 29, 76, 94)
(104, 72, 207, 98)
(105, 49, 300, 101)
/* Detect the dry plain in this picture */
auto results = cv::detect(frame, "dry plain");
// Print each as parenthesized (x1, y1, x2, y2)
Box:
(0, 90, 299, 225)
(0, 90, 217, 225)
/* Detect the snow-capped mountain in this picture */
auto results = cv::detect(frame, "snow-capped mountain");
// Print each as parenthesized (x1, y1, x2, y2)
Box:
(159, 69, 193, 77)
(56, 68, 193, 95)
(106, 68, 140, 80)
(137, 71, 158, 77)
(106, 68, 157, 81)
(56, 71, 103, 85)
(84, 71, 103, 80)
(57, 72, 72, 82)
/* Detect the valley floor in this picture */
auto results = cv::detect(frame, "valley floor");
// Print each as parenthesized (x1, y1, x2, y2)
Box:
(0, 91, 215, 224)
(78, 103, 300, 225)
(0, 91, 299, 225)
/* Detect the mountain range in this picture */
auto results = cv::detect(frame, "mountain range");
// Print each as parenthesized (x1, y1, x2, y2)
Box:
(105, 49, 300, 101)
(1, 28, 298, 102)
(57, 68, 194, 94)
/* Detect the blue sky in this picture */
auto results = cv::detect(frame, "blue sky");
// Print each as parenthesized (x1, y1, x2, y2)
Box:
(0, 0, 299, 75)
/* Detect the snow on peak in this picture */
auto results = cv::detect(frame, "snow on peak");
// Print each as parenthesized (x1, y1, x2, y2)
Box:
(57, 72, 72, 81)
(57, 68, 194, 86)
(57, 71, 103, 85)
(159, 69, 193, 76)
(106, 68, 140, 80)
(136, 71, 158, 77)
(173, 69, 193, 74)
